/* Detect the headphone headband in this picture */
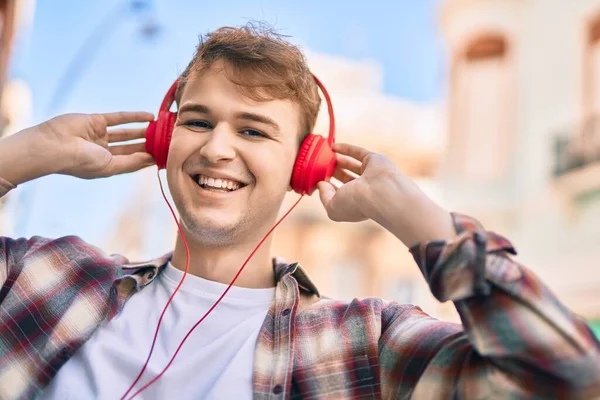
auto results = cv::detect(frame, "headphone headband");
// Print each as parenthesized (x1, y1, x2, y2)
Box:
(160, 80, 179, 112)
(312, 75, 335, 145)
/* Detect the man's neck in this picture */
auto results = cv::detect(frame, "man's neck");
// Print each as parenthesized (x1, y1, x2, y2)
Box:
(170, 232, 277, 289)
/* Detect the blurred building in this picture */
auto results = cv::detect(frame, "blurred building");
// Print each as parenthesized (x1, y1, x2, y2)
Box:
(440, 0, 600, 334)
(105, 52, 459, 321)
(0, 0, 35, 235)
(0, 0, 35, 138)
(0, 0, 20, 124)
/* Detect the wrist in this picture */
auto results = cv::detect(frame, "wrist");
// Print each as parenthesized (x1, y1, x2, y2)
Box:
(0, 127, 63, 186)
(30, 123, 72, 173)
(371, 184, 456, 248)
(403, 203, 455, 247)
(23, 127, 62, 173)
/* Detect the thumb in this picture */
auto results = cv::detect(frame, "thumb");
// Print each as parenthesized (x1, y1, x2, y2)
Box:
(102, 153, 155, 177)
(317, 181, 336, 208)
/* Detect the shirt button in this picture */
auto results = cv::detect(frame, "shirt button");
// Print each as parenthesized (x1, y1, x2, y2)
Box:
(59, 348, 70, 359)
(282, 308, 291, 316)
(272, 384, 283, 394)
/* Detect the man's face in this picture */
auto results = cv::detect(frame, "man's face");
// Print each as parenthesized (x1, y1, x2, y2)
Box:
(166, 63, 302, 246)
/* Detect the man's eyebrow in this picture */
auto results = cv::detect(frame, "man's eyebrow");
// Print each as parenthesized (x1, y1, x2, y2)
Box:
(235, 112, 280, 133)
(178, 103, 211, 114)
(178, 103, 281, 133)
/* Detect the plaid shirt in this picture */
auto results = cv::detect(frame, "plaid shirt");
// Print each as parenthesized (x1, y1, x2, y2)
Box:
(1, 180, 599, 398)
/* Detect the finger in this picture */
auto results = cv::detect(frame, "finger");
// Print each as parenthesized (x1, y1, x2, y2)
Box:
(333, 143, 371, 162)
(109, 142, 147, 156)
(101, 153, 155, 177)
(329, 177, 343, 189)
(336, 153, 363, 175)
(100, 111, 155, 127)
(333, 168, 357, 184)
(317, 181, 336, 207)
(108, 127, 148, 143)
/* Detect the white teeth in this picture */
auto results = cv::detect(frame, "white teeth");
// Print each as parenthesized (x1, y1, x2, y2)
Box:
(195, 174, 242, 191)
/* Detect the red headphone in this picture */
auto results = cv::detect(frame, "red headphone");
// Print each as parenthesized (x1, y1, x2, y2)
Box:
(145, 75, 337, 195)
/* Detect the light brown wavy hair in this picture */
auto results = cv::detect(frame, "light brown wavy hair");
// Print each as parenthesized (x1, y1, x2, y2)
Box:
(176, 23, 321, 141)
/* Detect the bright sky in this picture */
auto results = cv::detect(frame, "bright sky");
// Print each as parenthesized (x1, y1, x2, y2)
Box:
(5, 0, 445, 247)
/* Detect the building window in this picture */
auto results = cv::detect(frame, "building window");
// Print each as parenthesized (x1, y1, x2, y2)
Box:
(450, 34, 513, 182)
(577, 16, 600, 165)
(587, 17, 600, 117)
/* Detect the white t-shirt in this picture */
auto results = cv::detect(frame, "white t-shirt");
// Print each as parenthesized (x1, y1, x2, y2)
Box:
(40, 262, 275, 399)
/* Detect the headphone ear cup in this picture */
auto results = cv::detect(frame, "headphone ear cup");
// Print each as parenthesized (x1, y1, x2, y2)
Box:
(145, 110, 176, 169)
(291, 134, 337, 195)
(291, 134, 316, 194)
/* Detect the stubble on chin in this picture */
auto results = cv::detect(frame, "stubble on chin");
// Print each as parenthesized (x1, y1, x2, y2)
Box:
(179, 207, 256, 248)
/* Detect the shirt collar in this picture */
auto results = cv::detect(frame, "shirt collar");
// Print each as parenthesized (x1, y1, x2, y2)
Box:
(118, 252, 320, 297)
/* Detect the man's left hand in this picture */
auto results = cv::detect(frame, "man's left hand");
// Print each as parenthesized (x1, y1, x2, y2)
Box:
(317, 143, 455, 248)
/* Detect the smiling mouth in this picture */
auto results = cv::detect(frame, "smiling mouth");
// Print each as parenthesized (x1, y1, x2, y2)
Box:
(192, 174, 246, 193)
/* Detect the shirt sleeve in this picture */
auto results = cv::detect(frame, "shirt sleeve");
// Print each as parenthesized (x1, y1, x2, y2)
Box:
(378, 212, 600, 399)
(0, 236, 45, 288)
(0, 176, 16, 198)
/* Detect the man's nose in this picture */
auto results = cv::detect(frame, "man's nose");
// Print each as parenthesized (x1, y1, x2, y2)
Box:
(198, 125, 236, 163)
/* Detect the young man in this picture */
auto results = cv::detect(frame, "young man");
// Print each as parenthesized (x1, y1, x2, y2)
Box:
(0, 25, 599, 400)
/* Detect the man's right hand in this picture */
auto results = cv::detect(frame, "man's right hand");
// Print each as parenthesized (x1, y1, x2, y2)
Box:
(0, 111, 156, 189)
(40, 112, 156, 179)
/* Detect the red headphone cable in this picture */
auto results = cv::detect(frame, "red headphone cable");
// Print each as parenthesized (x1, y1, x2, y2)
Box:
(120, 169, 304, 400)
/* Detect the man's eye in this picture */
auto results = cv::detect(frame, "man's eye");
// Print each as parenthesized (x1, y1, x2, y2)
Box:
(186, 121, 212, 129)
(241, 129, 267, 138)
